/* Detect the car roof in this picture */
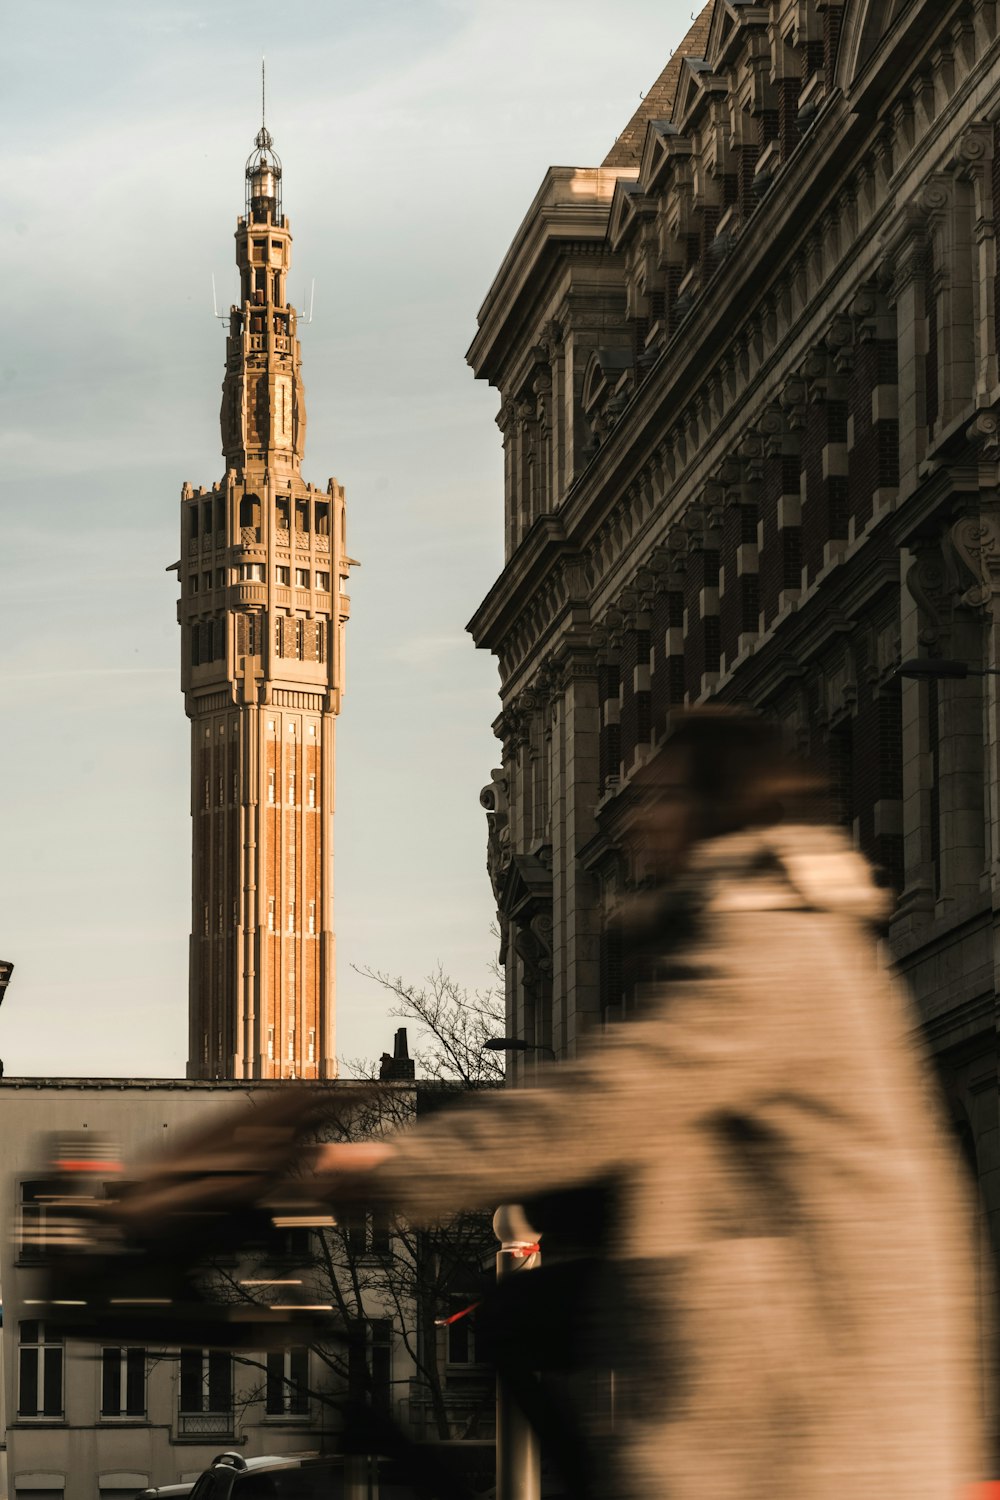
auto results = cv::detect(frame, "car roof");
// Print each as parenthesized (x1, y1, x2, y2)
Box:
(211, 1454, 327, 1473)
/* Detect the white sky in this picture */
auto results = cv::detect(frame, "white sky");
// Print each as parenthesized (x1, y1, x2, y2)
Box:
(0, 0, 694, 1077)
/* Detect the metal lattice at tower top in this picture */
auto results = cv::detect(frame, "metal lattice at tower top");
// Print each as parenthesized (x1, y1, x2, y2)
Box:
(173, 117, 353, 1082)
(246, 127, 283, 224)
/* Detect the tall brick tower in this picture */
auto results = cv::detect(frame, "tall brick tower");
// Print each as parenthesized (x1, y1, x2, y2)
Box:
(177, 120, 350, 1080)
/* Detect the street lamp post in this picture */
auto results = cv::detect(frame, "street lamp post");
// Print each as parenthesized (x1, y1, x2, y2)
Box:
(483, 1038, 557, 1061)
(897, 658, 1000, 679)
(493, 1204, 542, 1500)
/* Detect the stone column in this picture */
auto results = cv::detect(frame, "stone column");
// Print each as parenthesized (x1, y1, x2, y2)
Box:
(549, 647, 601, 1058)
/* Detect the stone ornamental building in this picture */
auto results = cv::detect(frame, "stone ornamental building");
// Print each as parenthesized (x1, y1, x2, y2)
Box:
(176, 123, 352, 1081)
(470, 0, 1000, 1249)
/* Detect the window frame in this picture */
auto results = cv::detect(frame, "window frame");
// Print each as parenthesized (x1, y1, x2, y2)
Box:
(100, 1345, 147, 1421)
(18, 1320, 64, 1421)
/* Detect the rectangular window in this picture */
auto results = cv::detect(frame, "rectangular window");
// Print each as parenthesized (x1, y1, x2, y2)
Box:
(267, 897, 275, 933)
(216, 569, 226, 588)
(190, 574, 199, 594)
(276, 565, 290, 585)
(307, 774, 316, 809)
(307, 1027, 316, 1062)
(287, 902, 295, 934)
(368, 1320, 392, 1411)
(447, 1298, 477, 1366)
(276, 497, 290, 530)
(315, 571, 330, 591)
(267, 1026, 275, 1061)
(179, 1348, 232, 1416)
(253, 238, 267, 256)
(202, 499, 213, 533)
(307, 900, 316, 935)
(265, 1348, 310, 1417)
(214, 496, 225, 532)
(288, 773, 296, 805)
(287, 1031, 295, 1061)
(18, 1321, 63, 1419)
(217, 774, 225, 806)
(267, 768, 276, 804)
(18, 1181, 51, 1263)
(369, 1205, 391, 1259)
(101, 1347, 146, 1418)
(239, 563, 265, 582)
(314, 501, 329, 536)
(202, 572, 213, 592)
(189, 506, 199, 539)
(295, 568, 309, 589)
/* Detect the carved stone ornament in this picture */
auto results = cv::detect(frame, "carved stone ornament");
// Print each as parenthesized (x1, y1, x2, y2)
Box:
(513, 911, 554, 987)
(949, 513, 1000, 609)
(904, 547, 949, 646)
(482, 769, 511, 907)
(967, 407, 1000, 460)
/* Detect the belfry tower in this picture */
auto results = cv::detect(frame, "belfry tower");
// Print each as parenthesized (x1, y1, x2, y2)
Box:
(177, 121, 350, 1080)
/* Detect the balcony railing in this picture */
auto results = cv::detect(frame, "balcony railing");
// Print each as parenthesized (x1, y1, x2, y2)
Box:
(177, 1410, 234, 1439)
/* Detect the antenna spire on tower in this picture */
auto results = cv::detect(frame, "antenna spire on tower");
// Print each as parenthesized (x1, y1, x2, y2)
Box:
(261, 55, 266, 133)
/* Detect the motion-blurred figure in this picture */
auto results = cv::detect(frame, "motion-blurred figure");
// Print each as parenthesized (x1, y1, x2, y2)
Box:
(318, 710, 989, 1500)
(106, 711, 988, 1499)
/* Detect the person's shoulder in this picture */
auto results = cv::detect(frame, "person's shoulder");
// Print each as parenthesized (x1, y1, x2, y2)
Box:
(692, 823, 892, 923)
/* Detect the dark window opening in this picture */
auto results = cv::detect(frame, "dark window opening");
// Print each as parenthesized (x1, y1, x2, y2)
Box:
(275, 497, 290, 531)
(273, 272, 281, 302)
(295, 499, 310, 534)
(368, 1319, 392, 1410)
(179, 1348, 232, 1415)
(315, 502, 330, 536)
(201, 499, 212, 533)
(18, 1321, 63, 1418)
(240, 494, 261, 535)
(265, 1347, 310, 1416)
(189, 506, 199, 540)
(254, 268, 267, 295)
(101, 1347, 146, 1418)
(214, 496, 224, 532)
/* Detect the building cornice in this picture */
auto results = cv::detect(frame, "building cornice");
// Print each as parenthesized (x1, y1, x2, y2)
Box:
(466, 165, 636, 383)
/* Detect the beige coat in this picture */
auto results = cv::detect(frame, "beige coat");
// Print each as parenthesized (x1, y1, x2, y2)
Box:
(379, 825, 988, 1499)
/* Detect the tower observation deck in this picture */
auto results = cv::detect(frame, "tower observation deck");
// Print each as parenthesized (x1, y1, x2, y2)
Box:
(176, 122, 350, 1080)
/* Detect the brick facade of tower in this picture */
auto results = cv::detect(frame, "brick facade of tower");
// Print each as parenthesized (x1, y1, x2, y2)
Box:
(177, 127, 350, 1080)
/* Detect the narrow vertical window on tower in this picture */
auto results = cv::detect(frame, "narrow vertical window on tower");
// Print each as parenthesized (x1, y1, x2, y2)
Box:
(267, 897, 275, 933)
(308, 900, 316, 934)
(268, 768, 276, 804)
(287, 902, 295, 935)
(308, 774, 316, 808)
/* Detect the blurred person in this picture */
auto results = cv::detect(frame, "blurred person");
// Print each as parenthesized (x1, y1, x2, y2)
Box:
(313, 710, 989, 1500)
(108, 711, 989, 1499)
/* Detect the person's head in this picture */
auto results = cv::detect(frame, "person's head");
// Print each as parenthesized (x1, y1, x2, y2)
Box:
(642, 708, 828, 875)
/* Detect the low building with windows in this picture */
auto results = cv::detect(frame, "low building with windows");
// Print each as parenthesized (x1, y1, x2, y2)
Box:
(469, 0, 1000, 1262)
(0, 1077, 494, 1500)
(0, 1081, 393, 1500)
